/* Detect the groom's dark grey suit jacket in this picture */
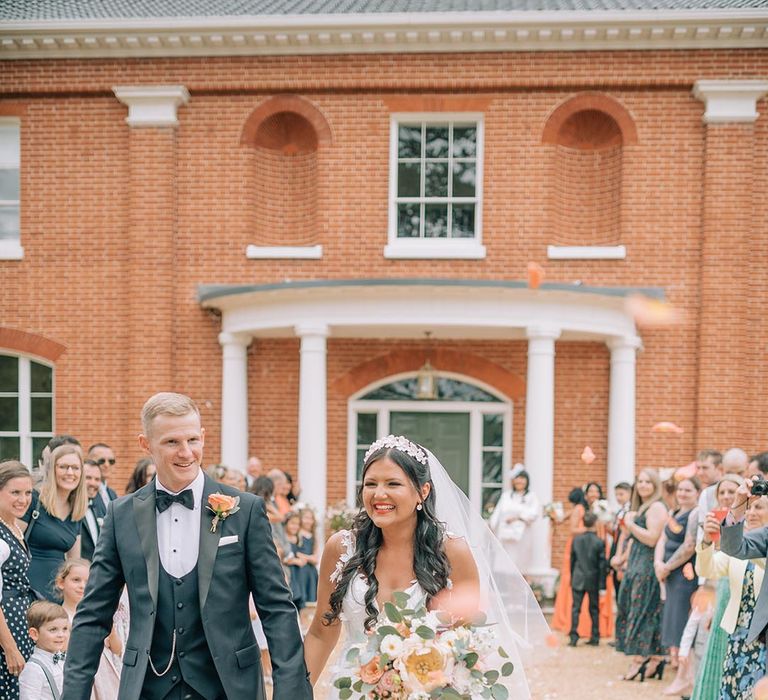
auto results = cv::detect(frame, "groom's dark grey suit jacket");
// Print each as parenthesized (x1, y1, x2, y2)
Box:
(720, 520, 768, 644)
(62, 474, 312, 700)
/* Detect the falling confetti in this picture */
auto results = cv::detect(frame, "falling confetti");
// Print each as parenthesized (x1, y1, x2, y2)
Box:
(674, 461, 698, 481)
(624, 293, 681, 328)
(527, 262, 545, 289)
(652, 421, 684, 435)
(545, 633, 560, 648)
(581, 446, 596, 465)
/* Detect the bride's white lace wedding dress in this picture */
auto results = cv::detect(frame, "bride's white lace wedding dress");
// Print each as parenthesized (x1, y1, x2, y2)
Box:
(325, 530, 534, 699)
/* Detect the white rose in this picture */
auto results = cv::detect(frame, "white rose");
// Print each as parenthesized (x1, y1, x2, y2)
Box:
(381, 634, 404, 657)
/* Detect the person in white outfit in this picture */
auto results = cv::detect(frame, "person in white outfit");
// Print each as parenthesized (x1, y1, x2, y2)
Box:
(19, 601, 69, 700)
(488, 466, 540, 576)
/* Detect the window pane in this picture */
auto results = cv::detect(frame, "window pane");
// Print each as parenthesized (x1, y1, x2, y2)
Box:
(356, 449, 366, 482)
(483, 451, 503, 483)
(0, 169, 19, 200)
(397, 162, 420, 197)
(397, 203, 420, 238)
(452, 162, 476, 197)
(483, 413, 503, 447)
(0, 204, 20, 240)
(424, 204, 448, 238)
(0, 396, 18, 431)
(0, 125, 20, 165)
(0, 356, 18, 392)
(32, 437, 49, 469)
(31, 397, 52, 432)
(361, 377, 501, 402)
(398, 125, 421, 158)
(424, 162, 448, 198)
(30, 361, 53, 393)
(482, 487, 502, 519)
(425, 126, 449, 158)
(0, 436, 20, 462)
(357, 413, 377, 444)
(452, 127, 477, 158)
(451, 204, 475, 238)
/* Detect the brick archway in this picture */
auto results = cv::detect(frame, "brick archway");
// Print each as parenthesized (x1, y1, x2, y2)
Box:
(331, 348, 525, 400)
(541, 92, 638, 146)
(240, 94, 333, 147)
(0, 327, 66, 362)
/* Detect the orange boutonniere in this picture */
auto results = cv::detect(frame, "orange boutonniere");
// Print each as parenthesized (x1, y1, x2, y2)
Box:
(206, 493, 240, 533)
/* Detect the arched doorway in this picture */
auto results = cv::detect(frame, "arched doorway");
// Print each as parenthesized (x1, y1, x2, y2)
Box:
(348, 372, 511, 516)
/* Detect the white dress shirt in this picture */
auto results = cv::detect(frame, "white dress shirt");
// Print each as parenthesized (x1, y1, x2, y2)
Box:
(19, 647, 64, 700)
(156, 470, 204, 578)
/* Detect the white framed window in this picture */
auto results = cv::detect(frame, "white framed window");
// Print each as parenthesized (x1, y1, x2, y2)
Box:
(0, 119, 22, 260)
(0, 354, 54, 468)
(386, 114, 485, 259)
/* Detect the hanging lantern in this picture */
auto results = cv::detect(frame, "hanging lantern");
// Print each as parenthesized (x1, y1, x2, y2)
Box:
(415, 358, 438, 400)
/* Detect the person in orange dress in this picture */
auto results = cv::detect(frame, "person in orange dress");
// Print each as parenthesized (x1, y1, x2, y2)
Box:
(552, 483, 615, 639)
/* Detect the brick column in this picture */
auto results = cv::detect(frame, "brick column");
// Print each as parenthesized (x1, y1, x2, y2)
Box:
(693, 81, 768, 446)
(113, 86, 190, 426)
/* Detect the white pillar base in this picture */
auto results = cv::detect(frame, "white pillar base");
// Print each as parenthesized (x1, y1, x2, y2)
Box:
(218, 331, 251, 474)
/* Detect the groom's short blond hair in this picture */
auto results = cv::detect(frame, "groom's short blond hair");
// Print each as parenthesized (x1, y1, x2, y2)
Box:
(141, 392, 200, 435)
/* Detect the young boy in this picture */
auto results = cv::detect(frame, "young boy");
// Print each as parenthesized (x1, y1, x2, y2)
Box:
(569, 511, 608, 647)
(19, 601, 69, 700)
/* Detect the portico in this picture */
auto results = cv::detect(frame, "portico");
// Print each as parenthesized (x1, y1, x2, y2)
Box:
(202, 278, 653, 577)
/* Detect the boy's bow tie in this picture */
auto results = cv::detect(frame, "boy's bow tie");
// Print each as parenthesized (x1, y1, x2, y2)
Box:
(53, 651, 66, 664)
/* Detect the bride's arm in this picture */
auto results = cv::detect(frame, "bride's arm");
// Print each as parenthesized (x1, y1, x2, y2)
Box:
(436, 536, 481, 614)
(304, 531, 345, 686)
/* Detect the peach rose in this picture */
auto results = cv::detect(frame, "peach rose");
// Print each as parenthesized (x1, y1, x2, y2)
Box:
(375, 669, 400, 695)
(208, 493, 237, 512)
(360, 656, 384, 685)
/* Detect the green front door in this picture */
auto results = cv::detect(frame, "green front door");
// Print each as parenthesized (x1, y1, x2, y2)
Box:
(390, 411, 470, 496)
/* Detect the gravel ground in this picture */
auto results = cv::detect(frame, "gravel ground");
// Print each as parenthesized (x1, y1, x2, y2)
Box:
(279, 628, 670, 699)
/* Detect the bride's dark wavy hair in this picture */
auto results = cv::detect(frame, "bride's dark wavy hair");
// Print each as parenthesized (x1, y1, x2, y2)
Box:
(324, 444, 450, 631)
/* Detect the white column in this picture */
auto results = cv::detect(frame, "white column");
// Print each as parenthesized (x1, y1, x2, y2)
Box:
(607, 335, 642, 495)
(218, 332, 251, 474)
(296, 324, 329, 523)
(524, 325, 561, 583)
(692, 80, 768, 124)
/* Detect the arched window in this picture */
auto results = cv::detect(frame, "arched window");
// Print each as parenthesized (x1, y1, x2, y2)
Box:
(0, 353, 54, 466)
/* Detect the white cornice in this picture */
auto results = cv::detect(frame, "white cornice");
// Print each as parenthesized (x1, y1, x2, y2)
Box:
(693, 79, 768, 122)
(1, 10, 767, 59)
(113, 85, 190, 127)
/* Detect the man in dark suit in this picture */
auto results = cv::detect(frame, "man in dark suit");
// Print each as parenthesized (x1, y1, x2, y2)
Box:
(87, 442, 119, 509)
(81, 459, 107, 561)
(569, 511, 607, 647)
(64, 392, 311, 700)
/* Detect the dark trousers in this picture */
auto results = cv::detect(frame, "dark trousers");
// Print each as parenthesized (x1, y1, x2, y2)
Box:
(141, 683, 223, 700)
(570, 587, 600, 640)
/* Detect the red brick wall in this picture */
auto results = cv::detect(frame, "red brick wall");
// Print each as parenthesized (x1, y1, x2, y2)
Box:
(0, 48, 766, 506)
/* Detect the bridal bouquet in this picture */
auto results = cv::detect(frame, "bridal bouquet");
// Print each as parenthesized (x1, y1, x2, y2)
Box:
(543, 501, 564, 523)
(591, 498, 615, 524)
(333, 591, 514, 700)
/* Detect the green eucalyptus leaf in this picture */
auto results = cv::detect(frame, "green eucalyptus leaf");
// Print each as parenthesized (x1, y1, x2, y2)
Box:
(377, 625, 401, 638)
(339, 689, 352, 700)
(464, 652, 479, 668)
(346, 647, 360, 664)
(333, 677, 352, 689)
(415, 625, 436, 639)
(491, 683, 509, 700)
(497, 646, 509, 659)
(501, 662, 514, 677)
(392, 591, 411, 608)
(384, 602, 403, 623)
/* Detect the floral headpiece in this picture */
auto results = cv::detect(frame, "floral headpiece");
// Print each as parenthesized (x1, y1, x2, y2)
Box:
(364, 435, 428, 465)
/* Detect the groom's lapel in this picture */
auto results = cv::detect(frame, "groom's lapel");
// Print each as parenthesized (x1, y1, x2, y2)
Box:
(198, 474, 222, 609)
(133, 486, 159, 608)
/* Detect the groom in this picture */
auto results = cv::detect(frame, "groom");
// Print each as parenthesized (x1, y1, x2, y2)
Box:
(63, 392, 312, 700)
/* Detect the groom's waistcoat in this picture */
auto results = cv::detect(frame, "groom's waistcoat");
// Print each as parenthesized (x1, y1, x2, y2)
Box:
(142, 565, 224, 700)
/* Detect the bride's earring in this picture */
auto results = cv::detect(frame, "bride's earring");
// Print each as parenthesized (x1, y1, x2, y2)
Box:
(416, 503, 423, 511)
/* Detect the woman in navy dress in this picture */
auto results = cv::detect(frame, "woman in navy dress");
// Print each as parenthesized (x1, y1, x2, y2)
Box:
(23, 444, 88, 601)
(297, 507, 319, 604)
(0, 461, 35, 699)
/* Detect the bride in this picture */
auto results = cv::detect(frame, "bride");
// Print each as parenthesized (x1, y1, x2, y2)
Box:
(303, 435, 548, 697)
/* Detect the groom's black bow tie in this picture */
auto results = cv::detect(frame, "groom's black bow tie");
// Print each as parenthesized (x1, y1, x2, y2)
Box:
(156, 489, 194, 513)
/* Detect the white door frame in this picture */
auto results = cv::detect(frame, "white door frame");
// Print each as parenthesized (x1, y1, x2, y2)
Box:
(347, 371, 512, 514)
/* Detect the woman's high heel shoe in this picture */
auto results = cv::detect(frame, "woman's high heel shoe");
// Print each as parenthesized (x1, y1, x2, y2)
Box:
(622, 659, 649, 682)
(646, 659, 667, 681)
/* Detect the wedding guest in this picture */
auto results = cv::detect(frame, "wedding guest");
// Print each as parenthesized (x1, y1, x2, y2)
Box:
(36, 436, 80, 480)
(721, 447, 748, 476)
(696, 450, 724, 549)
(297, 508, 319, 606)
(251, 476, 290, 577)
(55, 559, 123, 698)
(655, 476, 701, 686)
(223, 469, 247, 492)
(205, 464, 229, 484)
(268, 469, 293, 517)
(124, 457, 156, 494)
(85, 444, 118, 510)
(616, 468, 668, 682)
(283, 512, 307, 612)
(23, 445, 87, 600)
(689, 474, 742, 700)
(747, 451, 768, 479)
(700, 493, 768, 698)
(568, 512, 607, 647)
(609, 482, 632, 596)
(286, 471, 301, 505)
(0, 461, 35, 698)
(18, 601, 68, 700)
(80, 460, 105, 562)
(488, 467, 540, 576)
(552, 488, 588, 633)
(246, 456, 263, 488)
